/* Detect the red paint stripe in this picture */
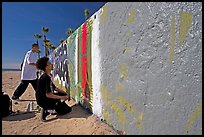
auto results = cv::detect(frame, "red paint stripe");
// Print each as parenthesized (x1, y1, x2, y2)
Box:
(82, 23, 87, 54)
(82, 56, 87, 100)
(82, 23, 87, 101)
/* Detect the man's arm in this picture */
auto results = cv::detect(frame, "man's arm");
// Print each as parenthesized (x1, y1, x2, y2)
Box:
(55, 87, 68, 94)
(55, 87, 71, 101)
(46, 92, 69, 100)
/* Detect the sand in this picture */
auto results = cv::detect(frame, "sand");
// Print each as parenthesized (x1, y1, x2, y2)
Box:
(2, 71, 118, 135)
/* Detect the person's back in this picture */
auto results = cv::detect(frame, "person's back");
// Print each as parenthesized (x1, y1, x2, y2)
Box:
(36, 73, 55, 109)
(21, 50, 38, 80)
(35, 56, 71, 121)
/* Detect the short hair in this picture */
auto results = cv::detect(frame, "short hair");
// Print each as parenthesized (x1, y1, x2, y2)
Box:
(32, 43, 39, 48)
(36, 56, 49, 71)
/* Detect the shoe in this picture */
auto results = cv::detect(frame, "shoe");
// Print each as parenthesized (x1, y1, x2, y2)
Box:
(41, 108, 49, 121)
(47, 110, 57, 115)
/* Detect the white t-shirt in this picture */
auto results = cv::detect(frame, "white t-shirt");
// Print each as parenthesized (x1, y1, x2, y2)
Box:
(21, 50, 38, 80)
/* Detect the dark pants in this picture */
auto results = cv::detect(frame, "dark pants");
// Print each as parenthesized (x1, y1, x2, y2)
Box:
(43, 92, 72, 115)
(39, 92, 67, 110)
(12, 79, 38, 98)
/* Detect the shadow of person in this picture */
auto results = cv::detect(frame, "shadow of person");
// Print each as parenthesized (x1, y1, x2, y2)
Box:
(56, 104, 92, 119)
(2, 111, 36, 121)
(41, 104, 92, 122)
(18, 99, 36, 102)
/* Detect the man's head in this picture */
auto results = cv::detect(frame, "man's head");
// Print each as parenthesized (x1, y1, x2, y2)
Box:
(32, 43, 40, 53)
(36, 56, 53, 72)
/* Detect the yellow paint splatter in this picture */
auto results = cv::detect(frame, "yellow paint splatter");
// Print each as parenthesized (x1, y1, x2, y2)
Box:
(102, 110, 109, 120)
(115, 96, 135, 113)
(119, 64, 128, 80)
(184, 99, 202, 134)
(100, 4, 108, 24)
(87, 18, 93, 26)
(101, 85, 112, 100)
(116, 83, 124, 92)
(137, 112, 144, 130)
(122, 48, 131, 54)
(107, 101, 126, 125)
(102, 110, 112, 125)
(169, 16, 175, 64)
(179, 11, 193, 48)
(128, 8, 137, 24)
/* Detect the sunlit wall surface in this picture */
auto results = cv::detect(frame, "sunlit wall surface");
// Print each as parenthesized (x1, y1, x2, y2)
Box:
(52, 2, 202, 135)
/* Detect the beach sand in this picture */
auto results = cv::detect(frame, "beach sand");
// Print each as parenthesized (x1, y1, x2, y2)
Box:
(2, 71, 118, 135)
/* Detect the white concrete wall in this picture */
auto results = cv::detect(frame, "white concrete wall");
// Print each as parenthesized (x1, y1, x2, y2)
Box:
(53, 2, 202, 135)
(97, 2, 202, 135)
(91, 11, 102, 117)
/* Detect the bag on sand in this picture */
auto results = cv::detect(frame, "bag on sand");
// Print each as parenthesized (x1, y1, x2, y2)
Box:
(55, 101, 72, 115)
(2, 92, 13, 117)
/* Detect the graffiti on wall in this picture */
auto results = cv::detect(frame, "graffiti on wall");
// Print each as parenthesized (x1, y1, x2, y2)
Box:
(52, 19, 93, 112)
(77, 19, 93, 111)
(101, 63, 144, 133)
(53, 41, 71, 96)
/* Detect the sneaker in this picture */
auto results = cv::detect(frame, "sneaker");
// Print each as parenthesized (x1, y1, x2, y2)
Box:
(47, 109, 57, 115)
(40, 108, 49, 121)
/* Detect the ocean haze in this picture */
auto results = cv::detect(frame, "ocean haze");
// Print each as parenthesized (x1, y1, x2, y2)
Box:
(2, 68, 21, 72)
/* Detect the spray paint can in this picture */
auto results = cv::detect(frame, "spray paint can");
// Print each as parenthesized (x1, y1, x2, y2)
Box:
(26, 103, 30, 112)
(30, 102, 34, 111)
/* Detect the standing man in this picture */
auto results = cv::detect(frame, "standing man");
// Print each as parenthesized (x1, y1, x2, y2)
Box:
(11, 43, 40, 101)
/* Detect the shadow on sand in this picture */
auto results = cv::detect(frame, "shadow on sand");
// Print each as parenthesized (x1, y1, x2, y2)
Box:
(57, 104, 92, 119)
(19, 99, 36, 102)
(2, 111, 36, 121)
(2, 104, 92, 123)
(43, 104, 92, 122)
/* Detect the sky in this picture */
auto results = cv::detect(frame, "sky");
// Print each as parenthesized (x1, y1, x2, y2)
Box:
(2, 2, 106, 69)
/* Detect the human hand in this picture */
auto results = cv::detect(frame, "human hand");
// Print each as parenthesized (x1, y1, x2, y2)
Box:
(64, 95, 70, 101)
(61, 95, 70, 101)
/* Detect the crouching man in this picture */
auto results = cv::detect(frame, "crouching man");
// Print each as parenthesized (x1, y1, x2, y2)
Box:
(36, 56, 72, 121)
